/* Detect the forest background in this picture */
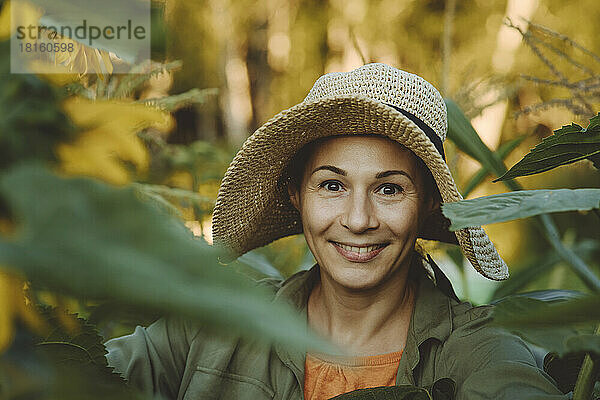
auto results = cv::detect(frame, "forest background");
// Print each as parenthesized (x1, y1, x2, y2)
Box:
(0, 0, 599, 398)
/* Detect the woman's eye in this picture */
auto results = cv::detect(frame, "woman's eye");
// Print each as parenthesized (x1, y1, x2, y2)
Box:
(376, 183, 403, 196)
(320, 180, 343, 191)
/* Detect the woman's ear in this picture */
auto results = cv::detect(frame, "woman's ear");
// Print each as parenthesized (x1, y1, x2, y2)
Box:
(288, 184, 301, 212)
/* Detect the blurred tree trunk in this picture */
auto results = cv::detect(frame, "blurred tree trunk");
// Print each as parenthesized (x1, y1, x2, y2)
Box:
(166, 0, 225, 144)
(246, 13, 271, 132)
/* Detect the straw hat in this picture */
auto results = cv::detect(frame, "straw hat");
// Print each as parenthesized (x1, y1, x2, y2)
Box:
(212, 63, 509, 280)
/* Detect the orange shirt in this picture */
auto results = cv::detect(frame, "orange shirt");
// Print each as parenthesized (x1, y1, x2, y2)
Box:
(303, 350, 403, 400)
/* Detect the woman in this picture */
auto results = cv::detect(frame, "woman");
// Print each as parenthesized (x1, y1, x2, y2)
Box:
(105, 63, 566, 399)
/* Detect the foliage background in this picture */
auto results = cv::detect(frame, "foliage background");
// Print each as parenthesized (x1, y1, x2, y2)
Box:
(162, 0, 600, 302)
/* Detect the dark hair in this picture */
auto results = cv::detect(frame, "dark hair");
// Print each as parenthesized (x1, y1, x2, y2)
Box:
(414, 154, 441, 204)
(285, 138, 323, 191)
(285, 135, 441, 203)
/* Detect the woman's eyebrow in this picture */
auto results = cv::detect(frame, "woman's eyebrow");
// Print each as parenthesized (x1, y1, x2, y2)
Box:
(375, 170, 414, 183)
(311, 165, 346, 176)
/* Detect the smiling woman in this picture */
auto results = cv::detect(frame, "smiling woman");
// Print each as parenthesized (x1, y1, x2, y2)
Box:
(104, 64, 568, 400)
(288, 136, 431, 293)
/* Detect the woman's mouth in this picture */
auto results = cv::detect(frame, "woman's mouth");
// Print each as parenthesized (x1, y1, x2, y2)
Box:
(331, 242, 388, 262)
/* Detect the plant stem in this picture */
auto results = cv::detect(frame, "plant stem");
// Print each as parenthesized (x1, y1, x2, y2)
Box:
(497, 170, 600, 293)
(573, 324, 600, 400)
(538, 214, 600, 293)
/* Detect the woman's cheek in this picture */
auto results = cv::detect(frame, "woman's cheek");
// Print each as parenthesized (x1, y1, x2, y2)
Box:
(303, 198, 339, 230)
(383, 202, 421, 235)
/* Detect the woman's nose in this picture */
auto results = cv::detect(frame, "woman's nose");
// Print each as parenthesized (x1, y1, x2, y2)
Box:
(340, 191, 379, 233)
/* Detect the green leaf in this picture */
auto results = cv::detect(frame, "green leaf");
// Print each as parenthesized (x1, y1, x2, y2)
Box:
(236, 251, 285, 280)
(495, 114, 600, 181)
(0, 307, 149, 400)
(492, 294, 599, 357)
(493, 294, 600, 328)
(445, 98, 508, 177)
(0, 163, 332, 353)
(36, 307, 110, 367)
(132, 182, 214, 209)
(330, 385, 432, 400)
(34, 307, 146, 399)
(87, 300, 162, 329)
(442, 189, 600, 230)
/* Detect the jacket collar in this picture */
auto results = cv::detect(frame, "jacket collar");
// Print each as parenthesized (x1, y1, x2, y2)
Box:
(396, 259, 454, 384)
(273, 257, 455, 387)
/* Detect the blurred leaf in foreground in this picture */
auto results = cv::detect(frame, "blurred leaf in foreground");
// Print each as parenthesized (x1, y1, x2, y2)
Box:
(442, 189, 600, 231)
(132, 183, 214, 216)
(495, 113, 600, 181)
(0, 164, 331, 352)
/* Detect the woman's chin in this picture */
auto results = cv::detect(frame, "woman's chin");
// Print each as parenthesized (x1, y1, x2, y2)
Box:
(326, 267, 388, 292)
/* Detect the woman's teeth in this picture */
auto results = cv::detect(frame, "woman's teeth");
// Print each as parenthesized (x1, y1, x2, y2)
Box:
(336, 243, 384, 253)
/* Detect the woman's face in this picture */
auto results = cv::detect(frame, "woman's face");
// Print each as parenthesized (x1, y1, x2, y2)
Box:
(289, 135, 435, 291)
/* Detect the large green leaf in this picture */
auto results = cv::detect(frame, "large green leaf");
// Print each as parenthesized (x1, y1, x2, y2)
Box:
(36, 307, 110, 367)
(0, 307, 149, 400)
(492, 295, 599, 357)
(493, 295, 600, 328)
(0, 163, 331, 353)
(132, 182, 215, 216)
(34, 307, 148, 400)
(236, 251, 285, 280)
(442, 189, 600, 230)
(495, 114, 600, 181)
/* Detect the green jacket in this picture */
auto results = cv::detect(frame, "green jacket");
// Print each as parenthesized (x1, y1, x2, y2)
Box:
(104, 263, 567, 400)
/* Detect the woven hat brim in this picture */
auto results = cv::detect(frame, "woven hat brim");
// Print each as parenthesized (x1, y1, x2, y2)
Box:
(212, 95, 509, 281)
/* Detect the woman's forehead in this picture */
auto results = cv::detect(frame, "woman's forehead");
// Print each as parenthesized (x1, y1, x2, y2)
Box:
(305, 135, 419, 172)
